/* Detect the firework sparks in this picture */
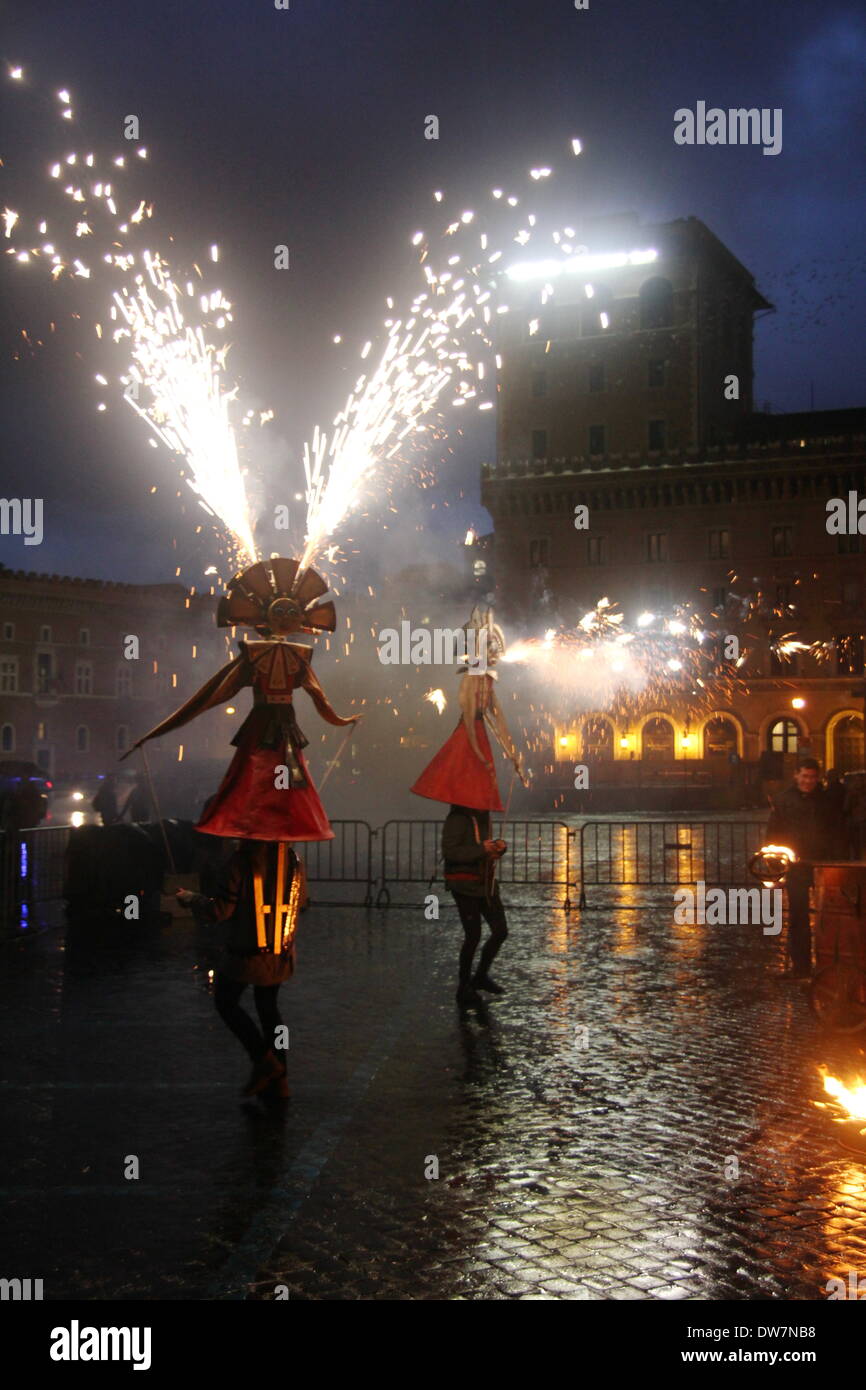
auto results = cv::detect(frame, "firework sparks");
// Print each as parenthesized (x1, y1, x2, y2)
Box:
(425, 688, 447, 714)
(3, 69, 258, 564)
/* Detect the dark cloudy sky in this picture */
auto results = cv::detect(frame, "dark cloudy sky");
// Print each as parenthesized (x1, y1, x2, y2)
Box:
(1, 0, 864, 585)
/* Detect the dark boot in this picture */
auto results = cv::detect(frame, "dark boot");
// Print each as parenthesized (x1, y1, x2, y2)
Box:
(242, 1048, 284, 1097)
(473, 972, 504, 994)
(456, 980, 481, 1004)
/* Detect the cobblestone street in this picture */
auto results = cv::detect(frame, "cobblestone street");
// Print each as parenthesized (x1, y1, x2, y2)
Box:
(3, 886, 866, 1302)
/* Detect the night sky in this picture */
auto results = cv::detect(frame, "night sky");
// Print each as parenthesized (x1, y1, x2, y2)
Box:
(1, 0, 864, 585)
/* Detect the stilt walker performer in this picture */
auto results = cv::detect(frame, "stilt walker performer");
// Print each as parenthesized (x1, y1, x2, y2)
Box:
(123, 556, 360, 1096)
(411, 607, 528, 1005)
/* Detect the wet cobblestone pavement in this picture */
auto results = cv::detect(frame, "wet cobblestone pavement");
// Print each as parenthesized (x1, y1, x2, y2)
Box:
(2, 889, 866, 1301)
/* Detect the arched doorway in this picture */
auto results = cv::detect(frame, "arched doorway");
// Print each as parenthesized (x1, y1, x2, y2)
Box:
(703, 717, 738, 758)
(582, 716, 614, 760)
(642, 717, 674, 761)
(832, 715, 864, 773)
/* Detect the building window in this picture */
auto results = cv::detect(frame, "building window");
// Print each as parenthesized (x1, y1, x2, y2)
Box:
(833, 715, 865, 773)
(771, 525, 793, 556)
(116, 725, 129, 753)
(35, 747, 52, 773)
(39, 625, 52, 643)
(646, 532, 668, 562)
(529, 538, 549, 568)
(116, 665, 133, 697)
(588, 363, 605, 393)
(712, 586, 728, 610)
(648, 419, 666, 451)
(768, 718, 799, 754)
(582, 716, 613, 759)
(36, 721, 46, 740)
(708, 528, 730, 560)
(639, 277, 674, 330)
(2, 622, 14, 640)
(0, 658, 18, 693)
(836, 634, 865, 676)
(76, 725, 89, 752)
(838, 533, 861, 554)
(776, 583, 790, 607)
(79, 627, 90, 645)
(587, 536, 606, 566)
(647, 358, 665, 389)
(531, 372, 547, 398)
(704, 717, 738, 758)
(770, 648, 799, 676)
(35, 652, 53, 694)
(588, 425, 605, 456)
(75, 661, 93, 696)
(581, 285, 614, 337)
(531, 429, 547, 459)
(1, 723, 14, 753)
(642, 717, 675, 760)
(843, 579, 861, 605)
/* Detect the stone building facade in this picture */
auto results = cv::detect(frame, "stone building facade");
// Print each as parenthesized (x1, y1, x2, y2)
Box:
(483, 211, 866, 806)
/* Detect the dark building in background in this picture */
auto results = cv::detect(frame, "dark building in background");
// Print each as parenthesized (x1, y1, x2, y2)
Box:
(0, 566, 226, 789)
(483, 213, 866, 807)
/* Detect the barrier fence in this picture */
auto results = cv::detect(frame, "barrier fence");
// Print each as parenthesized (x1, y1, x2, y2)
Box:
(375, 819, 575, 909)
(2, 817, 774, 920)
(1, 825, 71, 924)
(577, 820, 769, 906)
(302, 821, 375, 906)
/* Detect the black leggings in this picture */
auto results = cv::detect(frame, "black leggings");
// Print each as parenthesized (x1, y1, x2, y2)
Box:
(214, 973, 283, 1062)
(452, 891, 508, 982)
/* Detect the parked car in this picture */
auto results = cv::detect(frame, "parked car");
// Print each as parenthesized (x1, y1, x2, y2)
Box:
(0, 761, 51, 830)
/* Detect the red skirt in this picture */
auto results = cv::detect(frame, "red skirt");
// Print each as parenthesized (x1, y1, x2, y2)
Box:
(196, 721, 334, 842)
(411, 718, 503, 812)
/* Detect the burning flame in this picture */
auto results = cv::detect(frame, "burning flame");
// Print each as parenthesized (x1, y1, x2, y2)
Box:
(755, 844, 796, 886)
(815, 1066, 866, 1124)
(425, 688, 446, 714)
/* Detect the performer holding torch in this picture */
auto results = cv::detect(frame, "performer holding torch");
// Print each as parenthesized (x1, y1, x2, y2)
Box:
(123, 556, 360, 1096)
(411, 607, 528, 1004)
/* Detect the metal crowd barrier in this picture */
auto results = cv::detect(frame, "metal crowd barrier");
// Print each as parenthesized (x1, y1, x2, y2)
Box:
(301, 820, 375, 906)
(375, 819, 576, 910)
(577, 820, 768, 906)
(2, 817, 776, 921)
(0, 824, 71, 924)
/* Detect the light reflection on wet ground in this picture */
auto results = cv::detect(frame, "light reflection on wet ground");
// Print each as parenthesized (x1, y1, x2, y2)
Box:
(1, 886, 865, 1299)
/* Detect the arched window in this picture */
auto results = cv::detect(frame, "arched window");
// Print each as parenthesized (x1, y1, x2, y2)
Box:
(116, 665, 133, 697)
(1, 723, 14, 753)
(639, 277, 674, 330)
(832, 715, 864, 773)
(582, 716, 614, 759)
(768, 718, 799, 754)
(704, 717, 738, 758)
(116, 725, 129, 754)
(642, 717, 674, 761)
(76, 725, 89, 752)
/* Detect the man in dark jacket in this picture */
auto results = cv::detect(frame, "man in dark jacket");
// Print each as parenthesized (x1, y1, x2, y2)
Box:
(765, 758, 838, 979)
(442, 804, 509, 1005)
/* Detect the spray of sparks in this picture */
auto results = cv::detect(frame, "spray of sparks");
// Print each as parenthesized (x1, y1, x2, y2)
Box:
(5, 72, 609, 584)
(3, 69, 257, 564)
(424, 688, 447, 714)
